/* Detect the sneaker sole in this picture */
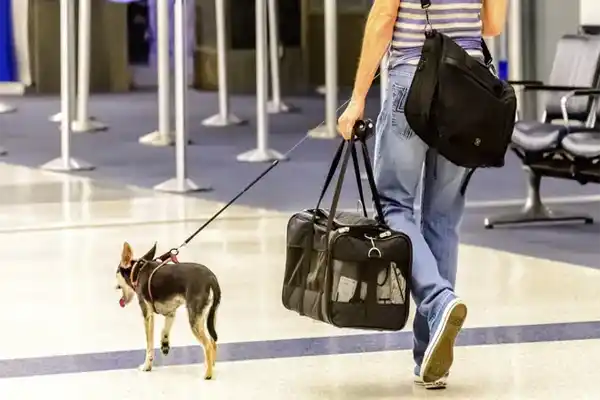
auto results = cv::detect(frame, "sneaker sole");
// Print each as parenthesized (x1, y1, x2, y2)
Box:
(420, 299, 467, 383)
(414, 376, 448, 390)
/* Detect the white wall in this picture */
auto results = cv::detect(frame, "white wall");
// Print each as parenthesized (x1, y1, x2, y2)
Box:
(580, 0, 600, 26)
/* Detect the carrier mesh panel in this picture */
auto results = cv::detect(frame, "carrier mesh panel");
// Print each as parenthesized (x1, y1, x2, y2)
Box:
(330, 260, 407, 305)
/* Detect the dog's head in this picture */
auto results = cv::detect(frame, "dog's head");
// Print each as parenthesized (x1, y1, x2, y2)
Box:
(115, 242, 157, 308)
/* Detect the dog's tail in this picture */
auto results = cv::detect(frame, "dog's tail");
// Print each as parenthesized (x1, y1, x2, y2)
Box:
(207, 281, 221, 342)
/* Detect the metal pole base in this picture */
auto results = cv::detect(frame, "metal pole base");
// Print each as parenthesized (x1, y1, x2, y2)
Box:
(0, 146, 7, 156)
(138, 130, 176, 146)
(308, 124, 337, 139)
(39, 157, 94, 172)
(236, 148, 286, 163)
(266, 100, 298, 114)
(50, 112, 98, 123)
(0, 102, 16, 114)
(153, 177, 212, 193)
(72, 119, 108, 133)
(201, 113, 246, 127)
(315, 86, 339, 96)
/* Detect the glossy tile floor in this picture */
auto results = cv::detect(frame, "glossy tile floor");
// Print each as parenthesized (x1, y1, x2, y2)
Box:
(1, 162, 599, 399)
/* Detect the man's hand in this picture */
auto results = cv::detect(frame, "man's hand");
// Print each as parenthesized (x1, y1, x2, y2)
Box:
(337, 98, 366, 140)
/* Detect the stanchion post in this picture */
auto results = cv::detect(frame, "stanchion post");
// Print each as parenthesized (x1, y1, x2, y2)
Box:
(154, 0, 211, 193)
(40, 0, 93, 172)
(49, 0, 103, 129)
(308, 0, 338, 139)
(139, 0, 175, 146)
(266, 0, 296, 114)
(202, 0, 245, 126)
(72, 0, 107, 133)
(236, 0, 285, 163)
(508, 0, 523, 114)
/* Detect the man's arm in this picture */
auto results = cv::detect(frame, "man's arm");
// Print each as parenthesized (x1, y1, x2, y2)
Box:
(481, 0, 508, 37)
(351, 0, 400, 103)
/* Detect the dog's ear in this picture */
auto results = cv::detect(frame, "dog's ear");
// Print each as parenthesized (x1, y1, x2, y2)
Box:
(120, 242, 134, 268)
(141, 242, 157, 261)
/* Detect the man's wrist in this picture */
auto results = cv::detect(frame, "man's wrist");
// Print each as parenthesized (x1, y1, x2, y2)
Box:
(350, 92, 366, 105)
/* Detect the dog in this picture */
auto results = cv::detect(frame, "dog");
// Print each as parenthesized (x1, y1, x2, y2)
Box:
(115, 242, 221, 379)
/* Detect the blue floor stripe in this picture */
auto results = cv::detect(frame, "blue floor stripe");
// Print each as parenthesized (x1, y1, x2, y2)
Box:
(1, 320, 599, 379)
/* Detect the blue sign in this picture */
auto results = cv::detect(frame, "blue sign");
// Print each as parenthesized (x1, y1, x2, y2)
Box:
(0, 0, 16, 82)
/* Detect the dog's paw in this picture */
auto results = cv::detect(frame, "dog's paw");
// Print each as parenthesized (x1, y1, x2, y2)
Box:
(204, 374, 213, 380)
(160, 340, 170, 356)
(138, 362, 153, 372)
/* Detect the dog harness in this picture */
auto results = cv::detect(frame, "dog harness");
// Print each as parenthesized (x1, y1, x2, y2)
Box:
(130, 253, 179, 312)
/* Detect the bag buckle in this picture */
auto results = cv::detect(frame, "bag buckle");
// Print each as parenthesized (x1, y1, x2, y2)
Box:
(365, 234, 382, 258)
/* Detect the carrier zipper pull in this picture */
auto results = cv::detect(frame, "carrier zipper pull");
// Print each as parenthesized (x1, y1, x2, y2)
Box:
(338, 227, 350, 234)
(380, 231, 391, 238)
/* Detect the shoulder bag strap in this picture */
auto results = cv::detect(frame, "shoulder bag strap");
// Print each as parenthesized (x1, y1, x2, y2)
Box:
(421, 0, 493, 65)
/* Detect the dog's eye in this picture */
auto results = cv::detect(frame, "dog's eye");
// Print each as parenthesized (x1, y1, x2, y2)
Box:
(116, 285, 121, 290)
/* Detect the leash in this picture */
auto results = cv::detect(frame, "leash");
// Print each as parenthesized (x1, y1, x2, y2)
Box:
(156, 73, 384, 263)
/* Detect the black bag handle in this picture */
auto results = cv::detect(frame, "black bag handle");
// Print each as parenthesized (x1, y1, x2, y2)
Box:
(351, 144, 369, 217)
(318, 120, 387, 235)
(357, 138, 386, 224)
(419, 0, 493, 66)
(313, 121, 371, 216)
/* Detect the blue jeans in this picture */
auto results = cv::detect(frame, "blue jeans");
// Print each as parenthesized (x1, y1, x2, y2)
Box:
(373, 62, 467, 369)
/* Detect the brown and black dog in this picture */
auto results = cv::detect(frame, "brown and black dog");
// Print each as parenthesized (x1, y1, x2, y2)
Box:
(115, 242, 221, 379)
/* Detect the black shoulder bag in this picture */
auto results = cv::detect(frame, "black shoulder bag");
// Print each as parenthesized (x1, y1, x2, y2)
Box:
(404, 0, 517, 193)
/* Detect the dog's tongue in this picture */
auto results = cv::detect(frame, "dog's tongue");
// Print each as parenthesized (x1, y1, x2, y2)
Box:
(119, 297, 126, 308)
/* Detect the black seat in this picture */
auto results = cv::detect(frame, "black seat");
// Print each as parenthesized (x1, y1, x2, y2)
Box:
(484, 34, 600, 229)
(512, 121, 570, 152)
(558, 92, 600, 183)
(563, 130, 600, 160)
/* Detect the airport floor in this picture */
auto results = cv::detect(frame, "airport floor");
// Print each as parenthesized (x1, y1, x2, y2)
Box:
(1, 161, 600, 399)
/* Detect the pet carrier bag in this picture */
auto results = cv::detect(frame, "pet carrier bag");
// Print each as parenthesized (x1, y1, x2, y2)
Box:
(281, 123, 413, 331)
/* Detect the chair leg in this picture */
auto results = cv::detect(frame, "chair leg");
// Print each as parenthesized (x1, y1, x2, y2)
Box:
(484, 168, 594, 229)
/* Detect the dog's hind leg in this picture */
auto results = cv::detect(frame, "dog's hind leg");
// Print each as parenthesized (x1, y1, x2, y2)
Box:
(208, 305, 218, 366)
(191, 321, 214, 380)
(139, 301, 155, 371)
(161, 313, 176, 356)
(206, 283, 221, 367)
(187, 291, 216, 379)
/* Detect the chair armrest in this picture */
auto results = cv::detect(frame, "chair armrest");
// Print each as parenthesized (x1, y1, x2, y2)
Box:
(523, 85, 594, 92)
(560, 89, 600, 125)
(506, 80, 544, 86)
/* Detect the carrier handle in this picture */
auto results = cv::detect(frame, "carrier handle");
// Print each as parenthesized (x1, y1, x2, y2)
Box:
(357, 138, 387, 225)
(324, 121, 387, 235)
(313, 120, 371, 217)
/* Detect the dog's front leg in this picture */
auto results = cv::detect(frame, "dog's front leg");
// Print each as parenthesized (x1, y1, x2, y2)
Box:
(161, 313, 176, 355)
(139, 301, 155, 371)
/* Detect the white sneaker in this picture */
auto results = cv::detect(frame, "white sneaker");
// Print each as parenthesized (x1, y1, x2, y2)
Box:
(420, 296, 467, 383)
(414, 372, 449, 390)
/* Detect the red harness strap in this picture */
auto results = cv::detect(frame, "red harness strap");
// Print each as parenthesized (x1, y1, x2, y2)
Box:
(130, 255, 180, 312)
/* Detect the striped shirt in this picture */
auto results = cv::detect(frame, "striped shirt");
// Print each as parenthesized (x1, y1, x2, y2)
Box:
(391, 0, 483, 64)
